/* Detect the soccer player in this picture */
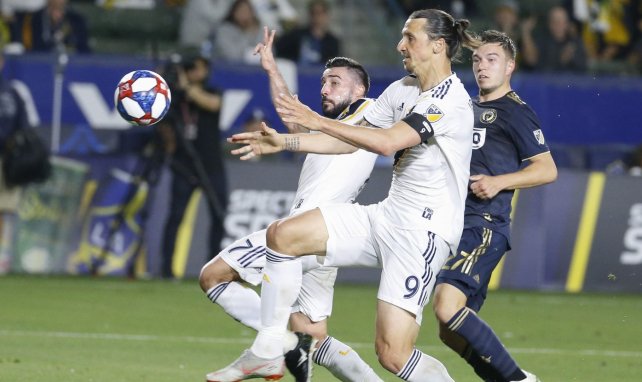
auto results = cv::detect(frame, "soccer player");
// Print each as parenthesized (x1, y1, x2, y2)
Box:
(217, 9, 480, 382)
(203, 27, 382, 382)
(432, 30, 557, 382)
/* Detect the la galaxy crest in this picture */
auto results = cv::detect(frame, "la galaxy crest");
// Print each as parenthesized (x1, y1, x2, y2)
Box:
(480, 108, 497, 124)
(424, 104, 444, 123)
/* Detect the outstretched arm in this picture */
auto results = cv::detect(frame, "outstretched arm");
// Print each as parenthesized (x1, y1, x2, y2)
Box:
(469, 152, 558, 199)
(276, 94, 420, 156)
(254, 26, 307, 133)
(229, 122, 358, 160)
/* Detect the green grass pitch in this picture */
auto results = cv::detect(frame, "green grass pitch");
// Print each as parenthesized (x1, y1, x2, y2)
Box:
(1, 275, 641, 381)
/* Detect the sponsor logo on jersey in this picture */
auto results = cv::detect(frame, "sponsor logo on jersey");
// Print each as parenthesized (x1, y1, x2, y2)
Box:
(533, 129, 546, 145)
(480, 109, 497, 124)
(424, 104, 444, 123)
(422, 207, 433, 219)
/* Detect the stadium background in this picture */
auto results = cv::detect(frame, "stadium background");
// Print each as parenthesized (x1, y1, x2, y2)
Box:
(1, 0, 642, 381)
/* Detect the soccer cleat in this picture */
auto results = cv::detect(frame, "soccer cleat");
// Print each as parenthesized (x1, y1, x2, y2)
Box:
(206, 349, 285, 382)
(284, 332, 318, 382)
(514, 370, 541, 382)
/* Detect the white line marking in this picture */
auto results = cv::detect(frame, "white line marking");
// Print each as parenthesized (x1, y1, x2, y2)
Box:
(1, 329, 641, 358)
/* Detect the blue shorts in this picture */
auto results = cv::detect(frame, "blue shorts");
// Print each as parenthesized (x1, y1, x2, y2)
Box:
(436, 226, 508, 312)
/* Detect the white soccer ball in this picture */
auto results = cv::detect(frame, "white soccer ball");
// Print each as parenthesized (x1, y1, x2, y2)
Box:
(114, 70, 172, 126)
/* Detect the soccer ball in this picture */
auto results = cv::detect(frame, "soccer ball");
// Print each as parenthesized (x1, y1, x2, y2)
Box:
(114, 70, 171, 126)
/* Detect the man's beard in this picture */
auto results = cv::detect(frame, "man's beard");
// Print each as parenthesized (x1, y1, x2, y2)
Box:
(322, 98, 352, 119)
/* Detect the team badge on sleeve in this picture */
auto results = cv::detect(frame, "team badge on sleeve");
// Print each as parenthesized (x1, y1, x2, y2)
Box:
(424, 104, 444, 123)
(533, 129, 546, 145)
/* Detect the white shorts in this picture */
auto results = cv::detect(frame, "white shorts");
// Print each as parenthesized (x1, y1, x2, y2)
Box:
(320, 202, 451, 324)
(219, 229, 337, 322)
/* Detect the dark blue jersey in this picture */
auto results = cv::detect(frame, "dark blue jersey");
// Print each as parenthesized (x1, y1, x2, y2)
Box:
(465, 91, 550, 244)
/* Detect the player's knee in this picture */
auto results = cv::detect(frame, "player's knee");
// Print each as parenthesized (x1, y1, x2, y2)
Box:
(265, 220, 296, 253)
(198, 257, 238, 292)
(375, 341, 406, 374)
(290, 314, 328, 342)
(432, 287, 464, 324)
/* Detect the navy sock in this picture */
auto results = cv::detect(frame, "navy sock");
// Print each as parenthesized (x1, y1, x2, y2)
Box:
(447, 307, 526, 381)
(461, 345, 502, 381)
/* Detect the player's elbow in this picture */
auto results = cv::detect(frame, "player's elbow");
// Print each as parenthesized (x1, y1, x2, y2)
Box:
(372, 141, 398, 157)
(546, 166, 558, 183)
(542, 161, 558, 184)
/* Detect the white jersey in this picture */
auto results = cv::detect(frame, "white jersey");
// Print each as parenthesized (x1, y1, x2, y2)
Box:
(290, 98, 378, 215)
(368, 73, 472, 253)
(365, 75, 422, 128)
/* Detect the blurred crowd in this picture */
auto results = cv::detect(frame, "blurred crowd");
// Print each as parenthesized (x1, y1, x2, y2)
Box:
(0, 0, 340, 65)
(395, 0, 642, 75)
(2, 0, 642, 75)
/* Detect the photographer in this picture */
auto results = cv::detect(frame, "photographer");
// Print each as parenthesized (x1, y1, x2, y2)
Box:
(157, 53, 228, 280)
(0, 50, 31, 272)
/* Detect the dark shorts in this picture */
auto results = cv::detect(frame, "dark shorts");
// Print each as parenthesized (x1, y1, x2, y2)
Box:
(436, 226, 508, 312)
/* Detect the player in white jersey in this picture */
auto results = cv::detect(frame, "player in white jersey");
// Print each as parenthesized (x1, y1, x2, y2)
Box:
(212, 9, 481, 382)
(364, 74, 421, 132)
(203, 28, 382, 382)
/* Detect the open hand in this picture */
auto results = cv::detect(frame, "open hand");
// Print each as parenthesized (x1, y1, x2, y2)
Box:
(228, 122, 284, 160)
(275, 93, 323, 131)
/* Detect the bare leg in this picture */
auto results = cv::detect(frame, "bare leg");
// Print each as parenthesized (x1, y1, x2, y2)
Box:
(376, 300, 453, 382)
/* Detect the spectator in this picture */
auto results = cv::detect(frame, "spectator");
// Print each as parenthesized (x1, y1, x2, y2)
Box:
(626, 1, 642, 73)
(630, 145, 642, 176)
(12, 0, 90, 53)
(156, 53, 228, 279)
(275, 0, 339, 65)
(0, 50, 30, 273)
(492, 0, 521, 43)
(180, 0, 297, 52)
(522, 5, 588, 72)
(212, 0, 263, 63)
(250, 0, 298, 33)
(0, 13, 10, 46)
(567, 0, 636, 63)
(179, 0, 232, 48)
(396, 0, 477, 19)
(607, 144, 642, 176)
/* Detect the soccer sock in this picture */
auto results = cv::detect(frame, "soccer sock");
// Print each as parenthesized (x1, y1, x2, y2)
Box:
(313, 336, 383, 382)
(250, 247, 302, 359)
(206, 282, 262, 331)
(460, 344, 504, 381)
(396, 348, 454, 382)
(447, 307, 526, 381)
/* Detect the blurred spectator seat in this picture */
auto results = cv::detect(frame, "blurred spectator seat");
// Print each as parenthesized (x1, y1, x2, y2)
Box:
(549, 144, 587, 170)
(73, 1, 180, 56)
(585, 144, 635, 171)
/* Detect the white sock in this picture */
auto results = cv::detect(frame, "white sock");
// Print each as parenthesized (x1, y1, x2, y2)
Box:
(282, 331, 299, 354)
(206, 282, 262, 330)
(250, 248, 302, 359)
(397, 349, 454, 382)
(314, 336, 383, 382)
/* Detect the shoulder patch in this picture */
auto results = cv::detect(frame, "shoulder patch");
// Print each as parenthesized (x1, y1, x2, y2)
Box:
(506, 91, 526, 105)
(424, 104, 444, 123)
(533, 129, 546, 145)
(480, 109, 497, 124)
